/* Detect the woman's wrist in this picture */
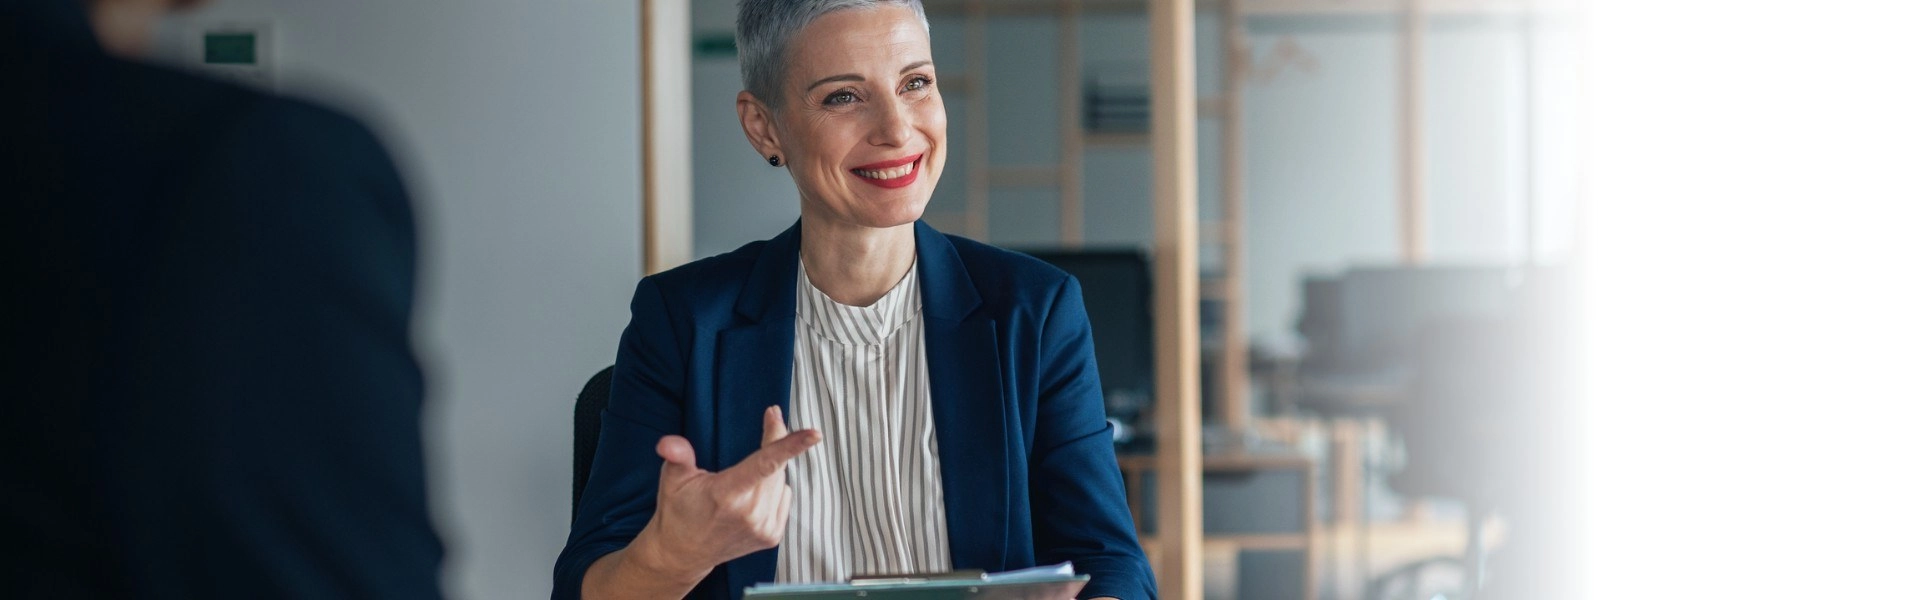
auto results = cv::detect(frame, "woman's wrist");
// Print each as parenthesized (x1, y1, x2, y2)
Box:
(582, 527, 712, 599)
(624, 526, 712, 586)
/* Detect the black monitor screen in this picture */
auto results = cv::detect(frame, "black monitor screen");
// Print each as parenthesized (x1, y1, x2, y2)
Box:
(1020, 249, 1154, 429)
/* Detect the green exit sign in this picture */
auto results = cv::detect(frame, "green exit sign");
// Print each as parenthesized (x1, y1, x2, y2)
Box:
(203, 32, 257, 65)
(695, 33, 735, 58)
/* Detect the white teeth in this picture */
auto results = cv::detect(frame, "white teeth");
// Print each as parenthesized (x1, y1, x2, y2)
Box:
(853, 161, 914, 180)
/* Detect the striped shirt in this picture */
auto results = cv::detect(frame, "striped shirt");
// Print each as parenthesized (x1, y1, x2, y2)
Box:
(776, 260, 952, 583)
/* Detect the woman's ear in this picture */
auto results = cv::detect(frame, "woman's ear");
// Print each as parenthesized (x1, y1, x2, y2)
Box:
(737, 91, 782, 162)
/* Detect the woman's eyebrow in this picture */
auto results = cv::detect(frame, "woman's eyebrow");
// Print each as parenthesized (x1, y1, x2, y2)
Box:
(805, 61, 933, 92)
(807, 74, 862, 92)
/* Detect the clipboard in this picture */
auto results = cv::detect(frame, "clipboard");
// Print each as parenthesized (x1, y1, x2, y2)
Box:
(742, 575, 1087, 599)
(743, 565, 1089, 599)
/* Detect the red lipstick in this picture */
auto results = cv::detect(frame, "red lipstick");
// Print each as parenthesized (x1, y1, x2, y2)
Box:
(849, 153, 923, 190)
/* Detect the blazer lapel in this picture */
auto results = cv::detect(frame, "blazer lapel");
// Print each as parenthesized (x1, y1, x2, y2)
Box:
(914, 221, 1012, 572)
(718, 221, 801, 597)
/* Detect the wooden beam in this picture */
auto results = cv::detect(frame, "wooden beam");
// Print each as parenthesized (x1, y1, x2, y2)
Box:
(1217, 0, 1251, 436)
(1059, 0, 1086, 247)
(1303, 445, 1319, 600)
(641, 0, 692, 275)
(1150, 0, 1203, 598)
(965, 0, 990, 240)
(640, 0, 653, 274)
(1397, 0, 1428, 264)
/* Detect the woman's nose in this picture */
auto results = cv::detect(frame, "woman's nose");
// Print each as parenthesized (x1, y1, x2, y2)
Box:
(866, 97, 913, 148)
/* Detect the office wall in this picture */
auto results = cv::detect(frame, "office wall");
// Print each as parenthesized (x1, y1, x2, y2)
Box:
(690, 3, 802, 259)
(156, 3, 640, 598)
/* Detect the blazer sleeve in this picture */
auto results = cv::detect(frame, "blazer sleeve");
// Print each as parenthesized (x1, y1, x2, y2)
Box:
(552, 276, 689, 599)
(1028, 276, 1159, 600)
(108, 98, 444, 598)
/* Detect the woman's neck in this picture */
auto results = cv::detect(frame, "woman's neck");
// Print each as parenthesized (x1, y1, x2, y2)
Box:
(798, 216, 916, 307)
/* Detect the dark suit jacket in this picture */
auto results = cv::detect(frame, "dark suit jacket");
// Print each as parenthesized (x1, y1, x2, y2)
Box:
(1, 2, 443, 597)
(555, 221, 1156, 599)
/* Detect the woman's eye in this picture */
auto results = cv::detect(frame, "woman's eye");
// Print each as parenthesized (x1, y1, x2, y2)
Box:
(905, 76, 932, 92)
(825, 90, 858, 106)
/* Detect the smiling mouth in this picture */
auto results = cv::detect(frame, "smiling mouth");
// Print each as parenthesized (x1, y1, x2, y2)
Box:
(849, 153, 923, 189)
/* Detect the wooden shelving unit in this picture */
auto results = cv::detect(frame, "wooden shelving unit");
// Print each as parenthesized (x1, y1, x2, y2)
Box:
(923, 0, 1257, 440)
(915, 3, 1268, 598)
(908, 1, 1543, 597)
(1118, 453, 1316, 600)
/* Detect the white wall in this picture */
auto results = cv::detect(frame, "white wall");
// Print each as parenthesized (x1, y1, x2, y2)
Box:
(157, 3, 640, 598)
(690, 1, 802, 258)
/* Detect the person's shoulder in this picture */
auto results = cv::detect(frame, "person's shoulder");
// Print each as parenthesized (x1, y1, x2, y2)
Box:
(213, 91, 396, 171)
(938, 231, 1076, 309)
(44, 59, 413, 247)
(111, 59, 390, 160)
(149, 73, 413, 226)
(87, 60, 406, 213)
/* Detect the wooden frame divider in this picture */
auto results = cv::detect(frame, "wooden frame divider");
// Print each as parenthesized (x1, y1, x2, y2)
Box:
(1149, 1, 1203, 597)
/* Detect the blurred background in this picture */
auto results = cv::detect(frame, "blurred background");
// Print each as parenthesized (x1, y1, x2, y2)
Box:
(144, 0, 1919, 598)
(687, 1, 1579, 599)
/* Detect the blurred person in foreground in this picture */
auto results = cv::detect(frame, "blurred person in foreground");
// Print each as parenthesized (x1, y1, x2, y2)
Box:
(554, 1, 1152, 599)
(0, 0, 442, 597)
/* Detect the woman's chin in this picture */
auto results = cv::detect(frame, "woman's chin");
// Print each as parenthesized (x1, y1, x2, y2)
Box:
(862, 210, 924, 230)
(805, 189, 931, 230)
(853, 198, 929, 229)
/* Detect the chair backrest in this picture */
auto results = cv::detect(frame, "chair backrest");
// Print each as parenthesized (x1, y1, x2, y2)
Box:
(572, 366, 615, 520)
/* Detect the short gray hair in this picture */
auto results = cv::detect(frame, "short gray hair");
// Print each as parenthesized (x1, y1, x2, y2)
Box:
(736, 0, 930, 109)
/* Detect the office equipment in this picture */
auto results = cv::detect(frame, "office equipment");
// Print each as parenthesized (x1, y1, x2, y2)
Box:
(572, 365, 615, 520)
(1297, 266, 1516, 400)
(1294, 265, 1567, 599)
(1020, 249, 1154, 449)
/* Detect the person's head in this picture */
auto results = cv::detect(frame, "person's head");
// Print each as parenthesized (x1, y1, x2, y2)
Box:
(734, 0, 946, 232)
(83, 0, 207, 56)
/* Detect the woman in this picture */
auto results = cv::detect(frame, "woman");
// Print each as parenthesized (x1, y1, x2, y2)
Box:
(554, 1, 1153, 598)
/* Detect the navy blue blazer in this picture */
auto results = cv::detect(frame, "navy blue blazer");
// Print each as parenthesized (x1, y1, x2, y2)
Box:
(556, 221, 1154, 599)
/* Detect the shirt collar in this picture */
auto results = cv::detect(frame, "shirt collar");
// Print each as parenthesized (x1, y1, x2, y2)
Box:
(795, 260, 921, 346)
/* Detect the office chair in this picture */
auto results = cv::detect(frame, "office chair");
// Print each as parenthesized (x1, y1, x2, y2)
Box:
(572, 366, 615, 520)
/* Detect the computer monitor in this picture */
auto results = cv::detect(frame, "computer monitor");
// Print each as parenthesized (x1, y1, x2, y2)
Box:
(1019, 249, 1154, 447)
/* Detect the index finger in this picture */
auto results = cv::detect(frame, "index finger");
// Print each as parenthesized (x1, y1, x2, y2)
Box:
(725, 427, 820, 484)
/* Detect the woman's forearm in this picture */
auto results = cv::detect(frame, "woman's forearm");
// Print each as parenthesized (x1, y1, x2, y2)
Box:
(581, 528, 712, 600)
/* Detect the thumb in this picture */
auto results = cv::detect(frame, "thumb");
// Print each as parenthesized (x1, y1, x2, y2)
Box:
(656, 435, 699, 479)
(761, 405, 791, 447)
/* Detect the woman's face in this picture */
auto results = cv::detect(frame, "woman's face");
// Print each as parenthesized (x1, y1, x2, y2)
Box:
(744, 5, 946, 231)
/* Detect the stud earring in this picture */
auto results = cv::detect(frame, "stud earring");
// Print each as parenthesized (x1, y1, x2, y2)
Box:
(768, 155, 781, 167)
